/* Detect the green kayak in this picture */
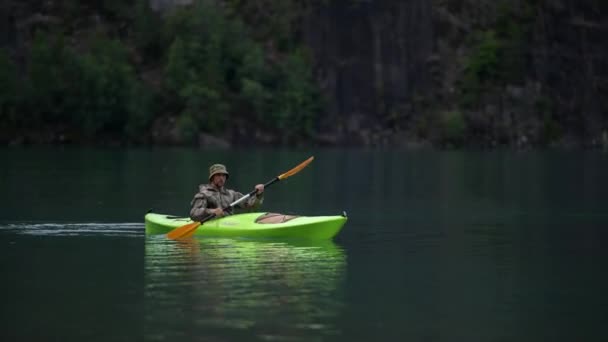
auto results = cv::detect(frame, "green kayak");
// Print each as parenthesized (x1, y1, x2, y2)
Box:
(145, 212, 347, 239)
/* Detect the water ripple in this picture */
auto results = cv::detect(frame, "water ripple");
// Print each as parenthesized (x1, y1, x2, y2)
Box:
(0, 222, 144, 237)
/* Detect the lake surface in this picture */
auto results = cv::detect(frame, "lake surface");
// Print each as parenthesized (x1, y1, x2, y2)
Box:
(1, 147, 607, 341)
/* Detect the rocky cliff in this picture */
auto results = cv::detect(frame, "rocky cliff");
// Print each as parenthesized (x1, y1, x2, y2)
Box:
(300, 0, 607, 148)
(1, 0, 606, 148)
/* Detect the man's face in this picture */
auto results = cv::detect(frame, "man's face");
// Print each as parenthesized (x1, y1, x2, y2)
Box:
(211, 173, 227, 188)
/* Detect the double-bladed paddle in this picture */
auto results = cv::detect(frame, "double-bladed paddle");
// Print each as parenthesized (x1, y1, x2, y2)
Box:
(166, 156, 314, 239)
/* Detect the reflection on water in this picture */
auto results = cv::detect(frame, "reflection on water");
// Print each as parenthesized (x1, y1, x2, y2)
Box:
(144, 237, 347, 341)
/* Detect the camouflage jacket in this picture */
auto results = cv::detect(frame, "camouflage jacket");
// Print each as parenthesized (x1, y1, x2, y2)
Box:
(189, 184, 264, 221)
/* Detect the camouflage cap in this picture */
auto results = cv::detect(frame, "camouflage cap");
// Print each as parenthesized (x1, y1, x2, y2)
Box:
(209, 163, 229, 181)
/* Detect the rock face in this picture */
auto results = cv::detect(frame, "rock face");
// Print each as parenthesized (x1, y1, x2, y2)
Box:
(525, 0, 607, 147)
(302, 0, 434, 144)
(302, 0, 608, 147)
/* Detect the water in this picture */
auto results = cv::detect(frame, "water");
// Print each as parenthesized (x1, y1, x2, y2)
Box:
(1, 147, 607, 341)
(144, 237, 346, 341)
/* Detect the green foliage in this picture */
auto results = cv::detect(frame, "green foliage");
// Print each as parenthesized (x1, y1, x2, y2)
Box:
(165, 33, 228, 133)
(439, 110, 466, 146)
(133, 0, 164, 60)
(16, 31, 155, 140)
(25, 31, 80, 124)
(237, 45, 273, 114)
(162, 2, 236, 134)
(241, 78, 270, 115)
(162, 1, 320, 140)
(494, 1, 532, 83)
(176, 112, 198, 144)
(542, 114, 562, 144)
(460, 1, 534, 108)
(460, 30, 501, 107)
(125, 83, 156, 141)
(5, 0, 322, 145)
(180, 83, 226, 132)
(237, 46, 321, 141)
(224, 0, 306, 51)
(74, 35, 146, 136)
(466, 30, 501, 85)
(536, 92, 559, 145)
(165, 37, 195, 92)
(271, 49, 320, 140)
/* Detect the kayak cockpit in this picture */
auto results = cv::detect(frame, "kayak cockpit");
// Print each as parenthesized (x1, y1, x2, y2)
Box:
(255, 213, 300, 224)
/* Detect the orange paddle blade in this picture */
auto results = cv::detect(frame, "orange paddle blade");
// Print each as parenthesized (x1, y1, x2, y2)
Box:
(166, 221, 201, 240)
(177, 223, 202, 239)
(278, 156, 314, 180)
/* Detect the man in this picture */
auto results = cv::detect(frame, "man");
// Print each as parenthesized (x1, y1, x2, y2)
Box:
(189, 163, 265, 221)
